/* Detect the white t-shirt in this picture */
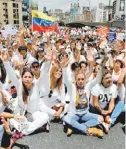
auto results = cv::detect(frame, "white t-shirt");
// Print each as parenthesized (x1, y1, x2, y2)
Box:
(90, 83, 117, 109)
(69, 53, 86, 64)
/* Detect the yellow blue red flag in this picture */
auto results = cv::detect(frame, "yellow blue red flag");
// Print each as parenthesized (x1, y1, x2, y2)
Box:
(32, 10, 60, 34)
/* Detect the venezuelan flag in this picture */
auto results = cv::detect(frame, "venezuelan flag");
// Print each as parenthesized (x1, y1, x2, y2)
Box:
(32, 10, 60, 34)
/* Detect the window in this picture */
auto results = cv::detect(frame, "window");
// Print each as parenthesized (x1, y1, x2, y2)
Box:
(4, 9, 8, 14)
(4, 20, 9, 24)
(3, 3, 7, 7)
(13, 13, 19, 19)
(14, 20, 19, 24)
(6, 20, 9, 24)
(13, 3, 18, 8)
(13, 9, 19, 14)
(3, 14, 8, 18)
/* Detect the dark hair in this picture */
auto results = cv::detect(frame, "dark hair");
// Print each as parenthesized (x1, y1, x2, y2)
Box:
(71, 62, 80, 71)
(22, 68, 34, 78)
(31, 61, 39, 67)
(115, 59, 123, 68)
(58, 52, 68, 62)
(36, 48, 44, 60)
(22, 68, 34, 103)
(79, 61, 88, 68)
(18, 46, 27, 52)
(87, 42, 93, 47)
(101, 68, 113, 83)
(0, 59, 6, 83)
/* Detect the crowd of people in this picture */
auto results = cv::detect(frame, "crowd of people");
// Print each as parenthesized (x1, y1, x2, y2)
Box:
(0, 25, 125, 149)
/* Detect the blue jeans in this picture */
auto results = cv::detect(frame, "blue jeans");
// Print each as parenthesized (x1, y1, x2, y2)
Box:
(0, 125, 4, 142)
(63, 112, 101, 134)
(111, 100, 125, 125)
(90, 100, 125, 126)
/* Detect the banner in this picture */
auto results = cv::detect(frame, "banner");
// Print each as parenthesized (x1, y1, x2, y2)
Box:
(97, 26, 110, 38)
(107, 30, 116, 43)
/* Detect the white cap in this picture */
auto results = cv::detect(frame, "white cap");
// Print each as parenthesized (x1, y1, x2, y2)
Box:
(59, 45, 64, 49)
(13, 42, 17, 46)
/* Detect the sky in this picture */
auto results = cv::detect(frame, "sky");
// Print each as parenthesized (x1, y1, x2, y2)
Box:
(36, 0, 114, 12)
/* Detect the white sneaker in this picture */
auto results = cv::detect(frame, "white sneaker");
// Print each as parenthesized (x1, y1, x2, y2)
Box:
(46, 122, 50, 132)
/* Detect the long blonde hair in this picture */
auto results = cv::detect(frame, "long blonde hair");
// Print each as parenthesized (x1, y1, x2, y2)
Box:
(50, 65, 63, 92)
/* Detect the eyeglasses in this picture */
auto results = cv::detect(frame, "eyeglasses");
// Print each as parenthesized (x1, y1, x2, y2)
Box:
(48, 90, 53, 98)
(32, 65, 39, 69)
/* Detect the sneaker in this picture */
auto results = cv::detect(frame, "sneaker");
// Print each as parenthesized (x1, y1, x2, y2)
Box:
(46, 122, 50, 132)
(67, 128, 73, 137)
(87, 127, 103, 138)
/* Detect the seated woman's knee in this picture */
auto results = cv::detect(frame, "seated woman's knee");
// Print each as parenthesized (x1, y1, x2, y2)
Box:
(98, 115, 104, 123)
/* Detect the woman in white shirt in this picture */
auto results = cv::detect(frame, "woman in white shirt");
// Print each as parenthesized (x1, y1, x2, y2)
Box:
(112, 59, 125, 101)
(39, 57, 66, 120)
(2, 58, 49, 136)
(91, 68, 124, 133)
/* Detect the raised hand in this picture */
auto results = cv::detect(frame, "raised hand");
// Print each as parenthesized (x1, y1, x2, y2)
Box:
(101, 55, 109, 67)
(52, 49, 58, 61)
(19, 55, 24, 66)
(44, 48, 53, 61)
(76, 42, 82, 51)
(0, 50, 9, 62)
(59, 54, 69, 68)
(13, 60, 20, 69)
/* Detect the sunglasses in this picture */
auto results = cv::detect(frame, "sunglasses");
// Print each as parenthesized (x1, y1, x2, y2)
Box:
(32, 65, 39, 69)
(48, 90, 53, 98)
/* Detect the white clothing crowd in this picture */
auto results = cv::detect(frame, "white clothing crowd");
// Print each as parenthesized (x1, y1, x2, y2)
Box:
(0, 25, 125, 149)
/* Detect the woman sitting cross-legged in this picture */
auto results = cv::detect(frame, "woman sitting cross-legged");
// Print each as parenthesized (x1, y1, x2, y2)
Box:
(39, 49, 67, 121)
(1, 53, 49, 136)
(61, 55, 104, 138)
(90, 67, 125, 133)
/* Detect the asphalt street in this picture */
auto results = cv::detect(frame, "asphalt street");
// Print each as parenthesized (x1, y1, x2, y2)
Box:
(12, 121, 125, 149)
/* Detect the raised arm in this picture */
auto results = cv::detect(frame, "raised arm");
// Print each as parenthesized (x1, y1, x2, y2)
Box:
(37, 49, 53, 90)
(86, 59, 95, 82)
(3, 61, 20, 90)
(117, 68, 125, 88)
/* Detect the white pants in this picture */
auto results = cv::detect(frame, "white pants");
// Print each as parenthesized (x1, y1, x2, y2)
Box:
(118, 84, 125, 101)
(22, 111, 49, 135)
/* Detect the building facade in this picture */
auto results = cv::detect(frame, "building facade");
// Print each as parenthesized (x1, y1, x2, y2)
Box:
(75, 10, 92, 22)
(22, 0, 30, 27)
(112, 0, 125, 20)
(0, 0, 23, 27)
(103, 6, 113, 22)
(91, 6, 103, 22)
(69, 2, 81, 22)
(31, 0, 38, 10)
